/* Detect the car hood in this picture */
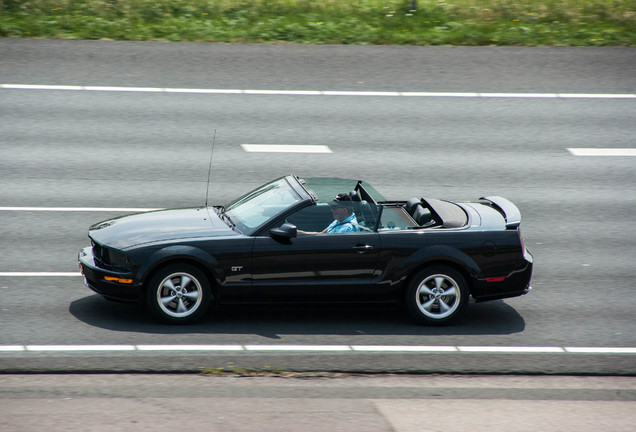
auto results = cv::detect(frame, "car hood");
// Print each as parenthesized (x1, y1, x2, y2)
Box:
(88, 207, 237, 249)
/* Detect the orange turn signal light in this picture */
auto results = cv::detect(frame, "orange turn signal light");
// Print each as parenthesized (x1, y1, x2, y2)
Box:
(104, 276, 133, 284)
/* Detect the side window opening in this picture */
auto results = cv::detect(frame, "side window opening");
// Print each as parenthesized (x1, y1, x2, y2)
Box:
(379, 206, 418, 231)
(287, 202, 381, 234)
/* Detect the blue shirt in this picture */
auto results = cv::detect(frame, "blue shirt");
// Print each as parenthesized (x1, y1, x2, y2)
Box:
(325, 214, 359, 233)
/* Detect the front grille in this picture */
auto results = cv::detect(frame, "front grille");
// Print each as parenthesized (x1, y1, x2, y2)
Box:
(91, 240, 106, 266)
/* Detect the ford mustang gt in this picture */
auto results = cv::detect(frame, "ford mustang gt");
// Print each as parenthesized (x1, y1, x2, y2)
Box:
(79, 175, 533, 325)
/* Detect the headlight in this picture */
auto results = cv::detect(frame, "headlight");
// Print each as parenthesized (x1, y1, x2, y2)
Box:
(91, 240, 130, 271)
(107, 248, 131, 271)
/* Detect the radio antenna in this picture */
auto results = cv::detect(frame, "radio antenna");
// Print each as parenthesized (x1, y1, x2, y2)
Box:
(205, 129, 216, 207)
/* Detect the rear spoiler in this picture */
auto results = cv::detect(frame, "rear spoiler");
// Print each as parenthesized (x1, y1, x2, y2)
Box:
(480, 196, 521, 229)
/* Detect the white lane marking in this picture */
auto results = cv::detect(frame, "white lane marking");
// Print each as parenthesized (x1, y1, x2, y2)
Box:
(85, 86, 163, 92)
(352, 345, 458, 352)
(567, 148, 636, 156)
(0, 207, 160, 212)
(0, 272, 81, 277)
(241, 144, 332, 153)
(244, 345, 351, 351)
(0, 346, 26, 352)
(137, 345, 244, 351)
(323, 90, 402, 97)
(2, 345, 634, 354)
(565, 347, 636, 354)
(243, 89, 322, 95)
(458, 346, 565, 353)
(26, 345, 136, 351)
(2, 84, 635, 99)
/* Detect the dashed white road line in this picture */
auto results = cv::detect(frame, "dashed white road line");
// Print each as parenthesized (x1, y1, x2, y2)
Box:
(1, 345, 634, 354)
(2, 84, 636, 99)
(0, 207, 160, 212)
(352, 345, 457, 352)
(25, 345, 137, 352)
(241, 144, 333, 153)
(0, 272, 81, 277)
(565, 347, 636, 354)
(568, 148, 636, 156)
(136, 345, 244, 351)
(458, 346, 565, 353)
(244, 344, 350, 351)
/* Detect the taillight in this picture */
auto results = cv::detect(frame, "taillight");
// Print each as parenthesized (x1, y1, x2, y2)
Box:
(519, 229, 531, 260)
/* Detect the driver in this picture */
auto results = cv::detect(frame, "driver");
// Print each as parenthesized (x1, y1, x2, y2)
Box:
(299, 193, 360, 234)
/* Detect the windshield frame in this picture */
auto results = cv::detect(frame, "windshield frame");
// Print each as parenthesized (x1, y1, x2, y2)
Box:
(302, 177, 386, 204)
(223, 176, 310, 235)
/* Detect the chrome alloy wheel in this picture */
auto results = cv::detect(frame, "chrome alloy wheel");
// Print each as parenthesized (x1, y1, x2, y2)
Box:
(415, 273, 461, 320)
(156, 272, 203, 319)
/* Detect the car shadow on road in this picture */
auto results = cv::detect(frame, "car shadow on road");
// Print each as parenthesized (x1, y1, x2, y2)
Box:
(69, 295, 525, 337)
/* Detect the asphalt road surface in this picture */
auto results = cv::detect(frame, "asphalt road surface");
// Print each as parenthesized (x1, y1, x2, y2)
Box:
(1, 40, 635, 375)
(1, 374, 635, 432)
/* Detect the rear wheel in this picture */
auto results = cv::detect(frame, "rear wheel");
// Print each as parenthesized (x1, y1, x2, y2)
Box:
(405, 266, 468, 325)
(146, 264, 211, 324)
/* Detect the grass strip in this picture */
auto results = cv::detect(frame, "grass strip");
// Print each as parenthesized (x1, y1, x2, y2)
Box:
(1, 0, 635, 45)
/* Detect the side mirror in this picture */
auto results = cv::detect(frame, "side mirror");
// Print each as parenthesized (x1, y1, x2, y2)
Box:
(270, 223, 297, 239)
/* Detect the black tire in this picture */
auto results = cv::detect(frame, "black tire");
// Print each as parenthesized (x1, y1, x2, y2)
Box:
(405, 266, 469, 325)
(146, 264, 211, 324)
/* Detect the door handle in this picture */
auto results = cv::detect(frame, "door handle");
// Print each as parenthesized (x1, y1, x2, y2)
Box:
(353, 244, 374, 253)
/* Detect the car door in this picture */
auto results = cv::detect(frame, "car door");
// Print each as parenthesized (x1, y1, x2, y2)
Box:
(251, 230, 381, 300)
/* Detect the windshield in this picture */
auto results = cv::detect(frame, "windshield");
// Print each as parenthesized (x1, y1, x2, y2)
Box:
(224, 177, 302, 233)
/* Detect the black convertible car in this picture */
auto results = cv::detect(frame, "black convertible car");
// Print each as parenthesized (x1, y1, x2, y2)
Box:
(79, 175, 532, 325)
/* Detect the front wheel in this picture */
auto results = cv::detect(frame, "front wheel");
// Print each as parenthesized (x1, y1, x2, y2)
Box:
(146, 264, 211, 324)
(405, 266, 469, 325)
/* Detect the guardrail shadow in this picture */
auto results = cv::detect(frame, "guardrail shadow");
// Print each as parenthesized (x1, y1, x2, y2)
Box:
(69, 294, 525, 337)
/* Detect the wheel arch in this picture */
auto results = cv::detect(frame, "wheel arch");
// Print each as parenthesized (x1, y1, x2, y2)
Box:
(136, 245, 224, 300)
(398, 246, 481, 298)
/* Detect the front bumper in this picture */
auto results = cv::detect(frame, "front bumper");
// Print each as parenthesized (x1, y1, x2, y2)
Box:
(78, 246, 142, 303)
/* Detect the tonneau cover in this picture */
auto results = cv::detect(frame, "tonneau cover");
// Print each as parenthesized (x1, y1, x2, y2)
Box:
(422, 198, 468, 228)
